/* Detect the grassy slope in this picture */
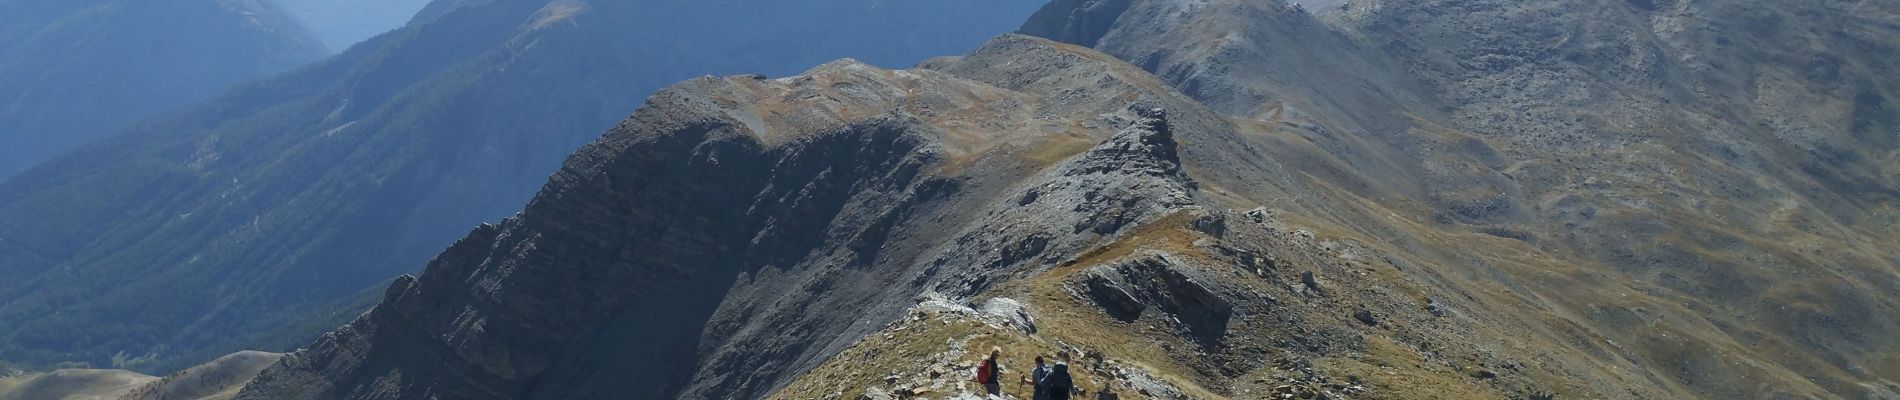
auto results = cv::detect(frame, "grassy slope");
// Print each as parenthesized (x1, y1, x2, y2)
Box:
(0, 369, 156, 400)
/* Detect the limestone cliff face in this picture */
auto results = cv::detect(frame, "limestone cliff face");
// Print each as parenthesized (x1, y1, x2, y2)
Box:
(236, 35, 1280, 400)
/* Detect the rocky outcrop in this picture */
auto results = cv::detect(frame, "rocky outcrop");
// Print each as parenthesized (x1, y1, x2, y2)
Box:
(1074, 252, 1234, 348)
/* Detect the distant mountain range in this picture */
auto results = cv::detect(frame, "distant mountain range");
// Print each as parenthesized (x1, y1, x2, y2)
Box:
(0, 0, 326, 179)
(0, 0, 1043, 374)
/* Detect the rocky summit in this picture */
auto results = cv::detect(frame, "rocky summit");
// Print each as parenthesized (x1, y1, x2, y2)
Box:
(223, 0, 1897, 399)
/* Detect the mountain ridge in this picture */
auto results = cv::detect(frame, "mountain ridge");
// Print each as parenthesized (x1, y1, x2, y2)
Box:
(240, 0, 1899, 398)
(0, 0, 1043, 374)
(5, 0, 1895, 398)
(234, 33, 1268, 400)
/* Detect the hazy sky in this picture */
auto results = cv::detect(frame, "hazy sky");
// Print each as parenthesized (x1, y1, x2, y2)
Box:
(274, 0, 435, 49)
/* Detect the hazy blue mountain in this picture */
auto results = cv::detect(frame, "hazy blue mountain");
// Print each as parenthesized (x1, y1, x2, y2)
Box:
(0, 0, 327, 179)
(272, 0, 433, 49)
(0, 0, 1043, 373)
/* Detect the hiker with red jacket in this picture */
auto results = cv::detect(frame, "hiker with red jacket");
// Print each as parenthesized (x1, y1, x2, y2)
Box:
(976, 346, 1005, 396)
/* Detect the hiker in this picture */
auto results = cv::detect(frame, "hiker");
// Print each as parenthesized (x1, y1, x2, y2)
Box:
(1028, 356, 1052, 400)
(976, 346, 1005, 397)
(1039, 351, 1075, 400)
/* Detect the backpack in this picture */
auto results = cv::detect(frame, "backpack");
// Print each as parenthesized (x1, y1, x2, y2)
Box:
(975, 360, 993, 384)
(1045, 365, 1073, 400)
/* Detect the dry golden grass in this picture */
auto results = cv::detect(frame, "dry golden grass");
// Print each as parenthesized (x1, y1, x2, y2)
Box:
(0, 369, 156, 400)
(769, 314, 1108, 400)
(1316, 336, 1506, 400)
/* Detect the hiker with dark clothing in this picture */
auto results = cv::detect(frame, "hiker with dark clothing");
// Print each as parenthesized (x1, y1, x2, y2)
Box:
(977, 347, 1005, 397)
(1029, 356, 1052, 400)
(1041, 351, 1076, 400)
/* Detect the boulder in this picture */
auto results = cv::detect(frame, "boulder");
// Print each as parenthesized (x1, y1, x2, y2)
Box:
(1352, 309, 1378, 326)
(915, 292, 978, 316)
(979, 297, 1038, 334)
(858, 387, 895, 400)
(1245, 207, 1271, 223)
(1191, 210, 1227, 236)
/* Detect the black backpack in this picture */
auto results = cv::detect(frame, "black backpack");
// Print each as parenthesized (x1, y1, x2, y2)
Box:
(1044, 364, 1074, 400)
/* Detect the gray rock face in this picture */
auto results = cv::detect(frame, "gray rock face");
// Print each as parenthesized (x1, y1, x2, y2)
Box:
(236, 35, 1268, 400)
(1082, 269, 1147, 320)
